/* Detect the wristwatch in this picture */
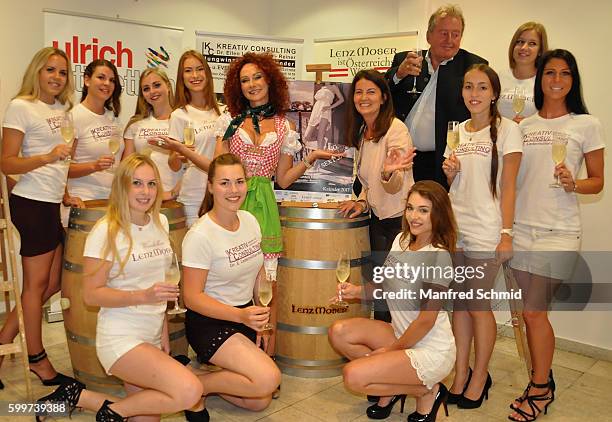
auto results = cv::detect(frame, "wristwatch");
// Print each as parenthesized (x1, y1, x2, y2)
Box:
(500, 228, 514, 238)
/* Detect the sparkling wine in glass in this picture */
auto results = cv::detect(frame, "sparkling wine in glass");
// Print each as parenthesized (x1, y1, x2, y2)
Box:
(166, 253, 186, 314)
(183, 120, 195, 146)
(334, 253, 350, 308)
(258, 276, 274, 330)
(512, 87, 526, 117)
(549, 133, 567, 188)
(60, 112, 74, 162)
(408, 47, 423, 94)
(107, 127, 122, 172)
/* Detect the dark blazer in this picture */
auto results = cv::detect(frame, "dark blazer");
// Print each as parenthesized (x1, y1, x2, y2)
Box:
(385, 48, 487, 188)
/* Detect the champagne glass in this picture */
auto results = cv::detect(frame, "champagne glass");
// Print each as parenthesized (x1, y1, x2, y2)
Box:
(258, 276, 274, 330)
(107, 127, 122, 172)
(408, 46, 423, 94)
(334, 253, 350, 308)
(60, 112, 74, 162)
(166, 253, 186, 315)
(549, 133, 567, 188)
(512, 87, 526, 118)
(183, 120, 195, 146)
(447, 121, 460, 172)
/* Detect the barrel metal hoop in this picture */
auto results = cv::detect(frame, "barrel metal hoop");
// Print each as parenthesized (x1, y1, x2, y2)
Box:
(279, 207, 368, 221)
(281, 220, 368, 230)
(275, 354, 348, 367)
(276, 321, 329, 335)
(68, 221, 94, 232)
(161, 207, 184, 220)
(73, 368, 123, 386)
(65, 328, 95, 346)
(69, 208, 106, 222)
(63, 260, 83, 274)
(277, 365, 343, 378)
(279, 256, 369, 269)
(168, 221, 186, 231)
(169, 328, 186, 341)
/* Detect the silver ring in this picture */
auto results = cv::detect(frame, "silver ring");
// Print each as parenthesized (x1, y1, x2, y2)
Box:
(157, 140, 163, 147)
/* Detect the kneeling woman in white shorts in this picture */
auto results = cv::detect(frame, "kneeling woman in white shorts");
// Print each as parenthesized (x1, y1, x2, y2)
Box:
(37, 154, 202, 421)
(329, 181, 457, 422)
(182, 153, 281, 419)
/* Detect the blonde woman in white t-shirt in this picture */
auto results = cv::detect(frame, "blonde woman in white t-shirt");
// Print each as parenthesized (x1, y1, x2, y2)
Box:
(123, 68, 180, 200)
(36, 154, 203, 421)
(181, 153, 280, 420)
(508, 49, 604, 422)
(67, 59, 123, 202)
(442, 64, 522, 410)
(0, 47, 75, 389)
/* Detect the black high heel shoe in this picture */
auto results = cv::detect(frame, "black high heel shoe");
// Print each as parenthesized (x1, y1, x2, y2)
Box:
(408, 383, 449, 422)
(96, 400, 127, 421)
(35, 379, 86, 421)
(29, 349, 75, 386)
(457, 372, 492, 409)
(366, 394, 407, 419)
(508, 379, 554, 421)
(447, 367, 472, 405)
(185, 408, 210, 422)
(511, 369, 555, 409)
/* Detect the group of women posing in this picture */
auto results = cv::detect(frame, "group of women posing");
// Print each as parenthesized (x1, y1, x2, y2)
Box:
(0, 18, 605, 422)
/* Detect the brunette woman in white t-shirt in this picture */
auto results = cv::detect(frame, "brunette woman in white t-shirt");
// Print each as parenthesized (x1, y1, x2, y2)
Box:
(0, 47, 75, 388)
(329, 181, 457, 422)
(498, 22, 548, 123)
(508, 49, 604, 422)
(123, 68, 179, 200)
(67, 59, 123, 202)
(443, 64, 522, 410)
(36, 154, 203, 422)
(181, 153, 281, 420)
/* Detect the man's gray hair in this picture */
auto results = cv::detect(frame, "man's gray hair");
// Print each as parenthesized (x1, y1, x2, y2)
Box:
(427, 4, 465, 34)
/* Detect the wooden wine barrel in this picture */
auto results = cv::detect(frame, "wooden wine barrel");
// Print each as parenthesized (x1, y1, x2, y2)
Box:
(61, 200, 188, 394)
(276, 203, 370, 378)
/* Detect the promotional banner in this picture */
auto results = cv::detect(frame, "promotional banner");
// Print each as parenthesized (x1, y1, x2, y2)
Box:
(274, 81, 354, 203)
(313, 31, 418, 82)
(195, 31, 304, 93)
(44, 10, 184, 124)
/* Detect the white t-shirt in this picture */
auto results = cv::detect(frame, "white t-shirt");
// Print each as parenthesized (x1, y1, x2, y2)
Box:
(124, 115, 178, 192)
(384, 236, 455, 351)
(515, 113, 605, 231)
(83, 214, 171, 322)
(445, 117, 523, 244)
(182, 210, 263, 306)
(498, 68, 537, 121)
(2, 98, 69, 203)
(68, 103, 123, 201)
(169, 106, 219, 208)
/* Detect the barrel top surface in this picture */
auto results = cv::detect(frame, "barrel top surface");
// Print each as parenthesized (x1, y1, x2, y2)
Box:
(69, 200, 185, 223)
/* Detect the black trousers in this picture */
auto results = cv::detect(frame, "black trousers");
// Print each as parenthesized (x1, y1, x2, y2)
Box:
(369, 213, 403, 323)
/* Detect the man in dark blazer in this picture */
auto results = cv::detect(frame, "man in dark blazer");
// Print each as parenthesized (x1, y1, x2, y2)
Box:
(385, 4, 486, 189)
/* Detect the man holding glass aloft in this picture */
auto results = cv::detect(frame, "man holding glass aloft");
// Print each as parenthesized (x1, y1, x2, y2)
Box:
(385, 4, 486, 189)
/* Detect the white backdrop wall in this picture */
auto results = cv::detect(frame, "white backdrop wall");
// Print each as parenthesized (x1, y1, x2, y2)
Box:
(1, 0, 610, 351)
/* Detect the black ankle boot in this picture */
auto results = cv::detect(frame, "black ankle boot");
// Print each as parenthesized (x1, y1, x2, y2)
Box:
(96, 400, 127, 422)
(185, 408, 210, 422)
(366, 394, 407, 419)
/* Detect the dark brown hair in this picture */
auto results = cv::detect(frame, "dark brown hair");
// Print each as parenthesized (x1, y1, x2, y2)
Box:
(81, 59, 122, 117)
(198, 153, 247, 216)
(400, 181, 457, 253)
(346, 69, 395, 148)
(223, 53, 289, 116)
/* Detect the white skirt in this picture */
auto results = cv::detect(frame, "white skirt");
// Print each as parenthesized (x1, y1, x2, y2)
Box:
(405, 344, 456, 390)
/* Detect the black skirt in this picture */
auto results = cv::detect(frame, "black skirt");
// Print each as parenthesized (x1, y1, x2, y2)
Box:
(185, 301, 257, 363)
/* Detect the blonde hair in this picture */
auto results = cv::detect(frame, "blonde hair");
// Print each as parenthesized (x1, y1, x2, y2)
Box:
(427, 4, 465, 34)
(15, 47, 74, 108)
(97, 153, 165, 277)
(174, 50, 220, 115)
(508, 22, 548, 69)
(125, 68, 175, 134)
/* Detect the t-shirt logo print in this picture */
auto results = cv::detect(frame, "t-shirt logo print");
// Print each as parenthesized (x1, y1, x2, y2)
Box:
(225, 238, 261, 268)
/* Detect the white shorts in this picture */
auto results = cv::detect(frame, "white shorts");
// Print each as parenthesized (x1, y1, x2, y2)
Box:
(510, 223, 581, 280)
(456, 232, 498, 260)
(96, 312, 163, 374)
(405, 344, 456, 390)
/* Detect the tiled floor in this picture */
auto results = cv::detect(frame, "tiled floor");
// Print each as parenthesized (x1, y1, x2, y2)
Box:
(0, 319, 611, 421)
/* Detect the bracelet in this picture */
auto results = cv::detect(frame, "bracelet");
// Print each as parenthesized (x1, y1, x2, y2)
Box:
(500, 228, 514, 238)
(573, 180, 578, 192)
(302, 156, 313, 169)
